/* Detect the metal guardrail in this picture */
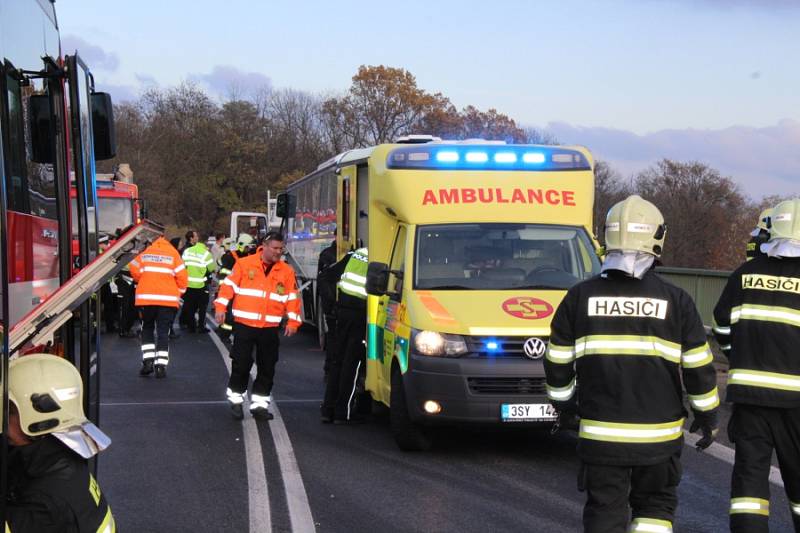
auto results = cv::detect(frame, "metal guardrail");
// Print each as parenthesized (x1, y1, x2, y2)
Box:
(655, 266, 731, 328)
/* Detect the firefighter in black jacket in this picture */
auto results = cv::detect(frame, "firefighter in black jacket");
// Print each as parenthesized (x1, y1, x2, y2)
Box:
(545, 195, 720, 533)
(713, 198, 800, 532)
(3, 354, 115, 532)
(745, 207, 772, 262)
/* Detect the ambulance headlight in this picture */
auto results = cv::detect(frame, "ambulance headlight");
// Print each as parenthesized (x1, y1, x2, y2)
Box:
(412, 330, 468, 357)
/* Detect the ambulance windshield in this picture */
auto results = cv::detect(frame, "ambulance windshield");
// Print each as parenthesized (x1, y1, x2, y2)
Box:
(414, 223, 601, 290)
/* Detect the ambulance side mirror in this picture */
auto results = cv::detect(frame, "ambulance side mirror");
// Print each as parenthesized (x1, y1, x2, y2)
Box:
(366, 261, 389, 296)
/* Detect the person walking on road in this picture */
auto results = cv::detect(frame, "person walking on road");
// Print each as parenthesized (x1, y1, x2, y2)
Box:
(215, 231, 301, 420)
(3, 354, 115, 532)
(545, 195, 720, 533)
(713, 198, 800, 532)
(319, 247, 369, 425)
(130, 235, 188, 378)
(181, 231, 216, 333)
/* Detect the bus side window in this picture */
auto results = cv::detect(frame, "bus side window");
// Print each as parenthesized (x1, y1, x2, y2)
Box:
(3, 70, 30, 214)
(388, 225, 407, 299)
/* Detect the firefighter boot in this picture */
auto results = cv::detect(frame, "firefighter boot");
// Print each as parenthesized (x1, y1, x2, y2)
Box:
(230, 403, 244, 420)
(155, 365, 167, 379)
(139, 360, 154, 376)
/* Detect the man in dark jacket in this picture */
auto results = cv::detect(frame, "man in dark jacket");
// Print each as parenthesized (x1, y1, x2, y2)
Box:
(545, 195, 719, 532)
(3, 354, 115, 532)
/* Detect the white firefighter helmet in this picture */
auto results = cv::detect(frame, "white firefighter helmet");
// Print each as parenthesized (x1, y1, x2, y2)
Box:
(769, 199, 800, 242)
(222, 237, 235, 251)
(604, 195, 666, 258)
(4, 354, 110, 457)
(756, 207, 773, 232)
(236, 232, 255, 252)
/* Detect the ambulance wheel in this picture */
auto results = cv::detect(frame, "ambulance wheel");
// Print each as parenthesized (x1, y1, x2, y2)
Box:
(390, 368, 432, 451)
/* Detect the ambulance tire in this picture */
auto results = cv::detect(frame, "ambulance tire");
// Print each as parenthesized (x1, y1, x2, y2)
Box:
(390, 367, 432, 452)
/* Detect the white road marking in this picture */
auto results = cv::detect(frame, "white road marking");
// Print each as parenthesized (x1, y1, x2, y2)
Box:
(683, 431, 785, 488)
(208, 316, 316, 532)
(209, 324, 271, 533)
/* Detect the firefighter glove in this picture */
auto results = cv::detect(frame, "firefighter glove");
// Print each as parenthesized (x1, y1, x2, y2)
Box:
(689, 412, 719, 451)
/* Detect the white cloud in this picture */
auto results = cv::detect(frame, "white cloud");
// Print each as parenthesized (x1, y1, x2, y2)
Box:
(60, 35, 119, 71)
(544, 120, 800, 200)
(188, 66, 272, 100)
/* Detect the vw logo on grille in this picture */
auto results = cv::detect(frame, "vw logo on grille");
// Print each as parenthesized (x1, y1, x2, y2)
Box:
(523, 337, 547, 360)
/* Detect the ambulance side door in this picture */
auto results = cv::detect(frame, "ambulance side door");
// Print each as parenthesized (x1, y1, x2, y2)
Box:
(379, 224, 410, 393)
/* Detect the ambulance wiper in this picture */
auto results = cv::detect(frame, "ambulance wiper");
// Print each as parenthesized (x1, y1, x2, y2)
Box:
(425, 284, 472, 290)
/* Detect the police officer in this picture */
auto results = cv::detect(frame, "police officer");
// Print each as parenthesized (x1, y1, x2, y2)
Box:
(181, 231, 217, 333)
(215, 233, 257, 341)
(3, 354, 115, 532)
(320, 247, 368, 424)
(215, 232, 301, 420)
(746, 208, 772, 261)
(545, 195, 719, 532)
(713, 198, 800, 532)
(317, 240, 338, 379)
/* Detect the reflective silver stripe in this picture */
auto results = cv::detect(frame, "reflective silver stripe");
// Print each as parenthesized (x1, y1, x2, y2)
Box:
(681, 345, 713, 368)
(287, 292, 298, 301)
(790, 500, 800, 515)
(250, 394, 271, 409)
(141, 343, 155, 350)
(232, 309, 261, 320)
(730, 497, 770, 515)
(630, 517, 673, 532)
(713, 325, 731, 335)
(342, 271, 366, 284)
(188, 276, 207, 283)
(729, 369, 800, 392)
(142, 352, 154, 361)
(227, 388, 245, 404)
(286, 312, 301, 322)
(184, 261, 207, 268)
(142, 266, 174, 274)
(338, 280, 367, 296)
(136, 294, 180, 302)
(264, 315, 283, 323)
(579, 418, 684, 443)
(130, 260, 139, 267)
(688, 387, 720, 411)
(174, 264, 186, 273)
(224, 278, 240, 292)
(215, 297, 230, 306)
(546, 344, 575, 363)
(731, 304, 800, 327)
(575, 337, 681, 363)
(239, 288, 267, 297)
(546, 378, 576, 401)
(720, 344, 732, 351)
(270, 292, 289, 303)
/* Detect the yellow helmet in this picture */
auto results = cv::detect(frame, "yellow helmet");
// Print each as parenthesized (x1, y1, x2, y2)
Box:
(769, 199, 800, 242)
(604, 195, 666, 258)
(236, 233, 255, 253)
(756, 208, 773, 232)
(6, 354, 88, 437)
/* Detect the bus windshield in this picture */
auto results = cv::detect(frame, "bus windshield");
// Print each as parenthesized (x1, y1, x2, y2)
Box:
(71, 197, 133, 238)
(414, 223, 601, 291)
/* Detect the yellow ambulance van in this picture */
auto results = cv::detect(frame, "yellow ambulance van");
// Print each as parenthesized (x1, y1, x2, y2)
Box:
(282, 137, 600, 450)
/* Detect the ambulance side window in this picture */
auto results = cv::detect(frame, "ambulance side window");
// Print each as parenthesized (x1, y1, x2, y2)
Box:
(387, 225, 407, 300)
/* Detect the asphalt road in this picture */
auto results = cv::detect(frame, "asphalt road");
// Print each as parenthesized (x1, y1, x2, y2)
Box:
(96, 324, 795, 532)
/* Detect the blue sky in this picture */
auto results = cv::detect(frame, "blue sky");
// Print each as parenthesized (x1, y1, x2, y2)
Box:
(57, 0, 799, 199)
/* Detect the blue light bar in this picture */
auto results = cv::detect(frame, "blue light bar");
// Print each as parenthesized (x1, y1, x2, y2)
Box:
(485, 340, 500, 352)
(387, 144, 591, 171)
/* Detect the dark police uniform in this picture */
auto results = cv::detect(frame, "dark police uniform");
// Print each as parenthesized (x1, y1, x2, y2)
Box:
(713, 254, 800, 532)
(546, 269, 719, 532)
(5, 437, 115, 532)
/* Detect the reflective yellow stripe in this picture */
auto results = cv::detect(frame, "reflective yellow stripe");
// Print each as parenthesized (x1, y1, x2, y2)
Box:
(731, 304, 800, 328)
(579, 418, 685, 443)
(790, 500, 800, 516)
(681, 344, 713, 368)
(89, 474, 102, 505)
(688, 387, 720, 411)
(6, 521, 11, 533)
(729, 369, 800, 392)
(730, 497, 770, 516)
(96, 506, 115, 533)
(629, 517, 672, 532)
(575, 335, 681, 363)
(546, 378, 576, 401)
(546, 343, 575, 364)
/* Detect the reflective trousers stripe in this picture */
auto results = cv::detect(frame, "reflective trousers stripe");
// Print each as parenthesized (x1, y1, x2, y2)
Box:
(155, 351, 169, 366)
(729, 369, 800, 392)
(250, 394, 271, 410)
(791, 500, 800, 516)
(629, 517, 672, 532)
(227, 388, 245, 404)
(730, 497, 770, 516)
(97, 506, 116, 533)
(579, 418, 685, 443)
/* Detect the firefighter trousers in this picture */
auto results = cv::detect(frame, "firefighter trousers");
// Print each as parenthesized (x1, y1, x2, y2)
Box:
(322, 307, 366, 421)
(580, 452, 681, 533)
(181, 286, 209, 331)
(729, 403, 800, 532)
(227, 324, 280, 398)
(140, 306, 175, 367)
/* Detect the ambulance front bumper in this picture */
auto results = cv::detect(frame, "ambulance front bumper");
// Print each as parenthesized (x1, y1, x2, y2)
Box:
(403, 353, 554, 425)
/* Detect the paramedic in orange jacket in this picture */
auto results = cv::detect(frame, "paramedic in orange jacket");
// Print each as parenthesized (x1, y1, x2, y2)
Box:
(214, 232, 301, 420)
(129, 236, 188, 378)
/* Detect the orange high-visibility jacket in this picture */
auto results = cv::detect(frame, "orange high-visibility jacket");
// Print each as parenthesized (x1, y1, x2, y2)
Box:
(214, 250, 301, 329)
(129, 237, 188, 308)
